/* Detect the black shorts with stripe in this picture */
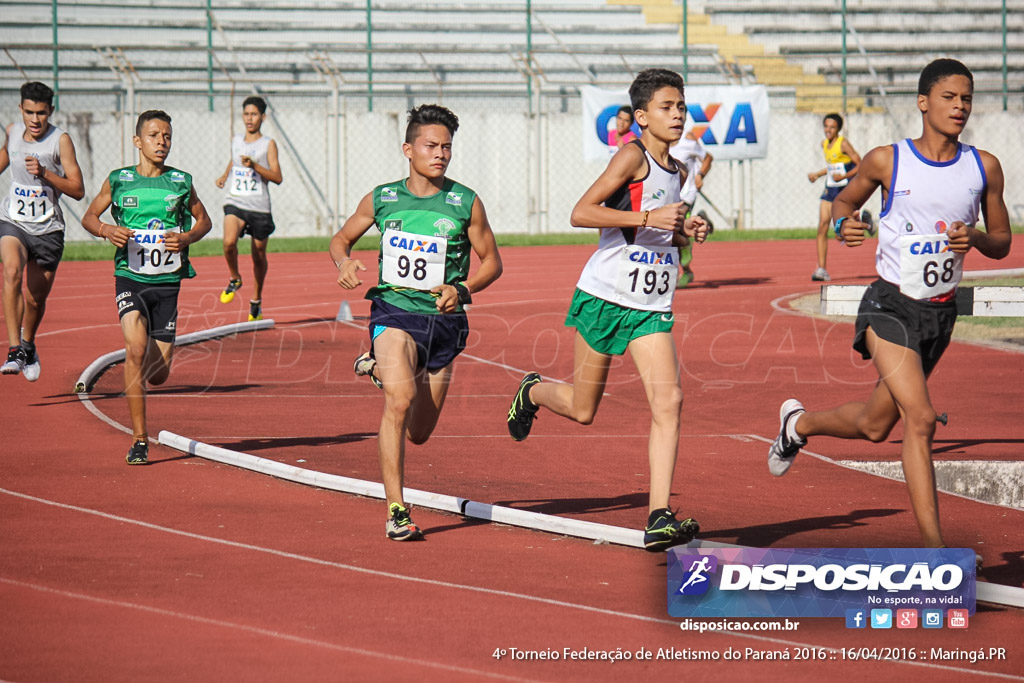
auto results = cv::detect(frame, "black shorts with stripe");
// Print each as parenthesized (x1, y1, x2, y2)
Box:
(852, 278, 957, 375)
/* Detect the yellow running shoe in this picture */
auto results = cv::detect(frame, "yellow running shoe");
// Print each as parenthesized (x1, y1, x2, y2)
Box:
(220, 279, 242, 304)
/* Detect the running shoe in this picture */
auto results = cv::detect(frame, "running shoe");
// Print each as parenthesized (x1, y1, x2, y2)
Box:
(353, 351, 383, 390)
(678, 270, 694, 288)
(248, 299, 262, 321)
(220, 278, 243, 304)
(126, 440, 149, 465)
(22, 346, 40, 382)
(507, 372, 541, 441)
(1, 346, 26, 375)
(861, 209, 876, 236)
(643, 508, 700, 552)
(811, 267, 830, 282)
(386, 502, 423, 541)
(768, 399, 807, 476)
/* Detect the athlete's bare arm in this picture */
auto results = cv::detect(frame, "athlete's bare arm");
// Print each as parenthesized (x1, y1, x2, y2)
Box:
(28, 132, 86, 200)
(947, 150, 1011, 258)
(331, 191, 376, 289)
(570, 143, 685, 232)
(82, 178, 132, 248)
(833, 145, 893, 247)
(165, 188, 212, 252)
(836, 138, 862, 182)
(432, 196, 502, 314)
(249, 139, 283, 185)
(215, 160, 232, 189)
(0, 124, 11, 175)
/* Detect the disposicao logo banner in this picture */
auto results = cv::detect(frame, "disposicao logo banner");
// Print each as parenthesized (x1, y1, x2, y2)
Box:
(667, 547, 976, 618)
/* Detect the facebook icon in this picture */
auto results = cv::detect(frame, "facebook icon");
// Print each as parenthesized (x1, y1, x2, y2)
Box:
(845, 609, 867, 629)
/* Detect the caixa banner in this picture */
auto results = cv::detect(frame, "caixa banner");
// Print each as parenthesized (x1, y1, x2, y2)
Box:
(667, 547, 976, 618)
(581, 84, 769, 162)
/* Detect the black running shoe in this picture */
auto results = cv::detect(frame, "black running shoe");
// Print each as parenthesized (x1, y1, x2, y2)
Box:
(507, 372, 541, 441)
(644, 508, 700, 552)
(861, 209, 875, 237)
(126, 440, 149, 465)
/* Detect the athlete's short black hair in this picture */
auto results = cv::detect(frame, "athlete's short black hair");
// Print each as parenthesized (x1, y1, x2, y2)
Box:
(918, 59, 973, 96)
(629, 68, 684, 113)
(824, 113, 843, 131)
(405, 104, 459, 143)
(617, 105, 634, 121)
(20, 82, 54, 107)
(243, 96, 267, 115)
(136, 110, 172, 136)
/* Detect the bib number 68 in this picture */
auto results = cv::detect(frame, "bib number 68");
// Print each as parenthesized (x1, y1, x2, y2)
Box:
(923, 258, 955, 288)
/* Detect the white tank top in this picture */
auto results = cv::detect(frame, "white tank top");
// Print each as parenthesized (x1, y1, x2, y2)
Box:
(0, 122, 67, 234)
(576, 141, 682, 312)
(224, 133, 272, 213)
(875, 138, 984, 300)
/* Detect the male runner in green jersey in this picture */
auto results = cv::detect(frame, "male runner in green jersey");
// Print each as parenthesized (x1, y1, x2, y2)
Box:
(83, 110, 212, 464)
(330, 104, 502, 541)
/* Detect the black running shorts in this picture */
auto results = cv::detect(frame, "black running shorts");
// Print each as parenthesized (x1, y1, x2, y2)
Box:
(852, 278, 957, 375)
(115, 276, 181, 343)
(224, 204, 276, 241)
(0, 220, 64, 271)
(368, 298, 469, 371)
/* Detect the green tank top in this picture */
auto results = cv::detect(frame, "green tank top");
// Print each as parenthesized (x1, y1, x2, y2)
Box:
(367, 177, 476, 315)
(109, 165, 196, 284)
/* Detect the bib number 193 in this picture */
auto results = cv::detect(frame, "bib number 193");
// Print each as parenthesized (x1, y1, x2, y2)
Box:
(626, 267, 672, 297)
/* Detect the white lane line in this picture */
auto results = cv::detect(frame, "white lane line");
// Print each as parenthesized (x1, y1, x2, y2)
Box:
(184, 433, 741, 441)
(0, 578, 535, 682)
(1, 488, 1020, 680)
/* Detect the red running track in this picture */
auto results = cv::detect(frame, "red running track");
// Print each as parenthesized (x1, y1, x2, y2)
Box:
(1, 239, 1022, 681)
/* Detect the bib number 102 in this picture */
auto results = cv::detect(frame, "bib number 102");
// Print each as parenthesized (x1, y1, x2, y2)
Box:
(923, 259, 955, 287)
(136, 247, 175, 269)
(627, 267, 671, 296)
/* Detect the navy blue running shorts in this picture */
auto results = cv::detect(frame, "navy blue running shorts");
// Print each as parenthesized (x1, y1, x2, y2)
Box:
(368, 298, 469, 371)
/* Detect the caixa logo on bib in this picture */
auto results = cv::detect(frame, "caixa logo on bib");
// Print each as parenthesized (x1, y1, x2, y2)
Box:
(667, 548, 976, 618)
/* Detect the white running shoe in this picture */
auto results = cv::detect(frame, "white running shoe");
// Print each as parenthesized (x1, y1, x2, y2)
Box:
(768, 399, 807, 476)
(353, 351, 382, 390)
(811, 267, 830, 282)
(22, 348, 40, 382)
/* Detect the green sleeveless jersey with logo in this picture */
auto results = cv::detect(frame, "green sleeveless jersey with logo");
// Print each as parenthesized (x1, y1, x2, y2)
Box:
(109, 165, 196, 284)
(367, 177, 476, 315)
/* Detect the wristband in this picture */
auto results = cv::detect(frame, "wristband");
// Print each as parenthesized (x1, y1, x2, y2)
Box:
(640, 210, 649, 228)
(454, 282, 472, 306)
(833, 216, 848, 239)
(334, 257, 352, 269)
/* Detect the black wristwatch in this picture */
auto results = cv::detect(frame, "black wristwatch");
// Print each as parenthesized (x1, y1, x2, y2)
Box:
(454, 282, 472, 305)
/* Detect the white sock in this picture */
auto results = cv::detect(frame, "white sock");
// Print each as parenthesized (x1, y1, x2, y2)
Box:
(786, 412, 804, 443)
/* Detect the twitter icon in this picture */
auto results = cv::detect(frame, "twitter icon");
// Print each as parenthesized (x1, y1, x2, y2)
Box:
(870, 609, 893, 629)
